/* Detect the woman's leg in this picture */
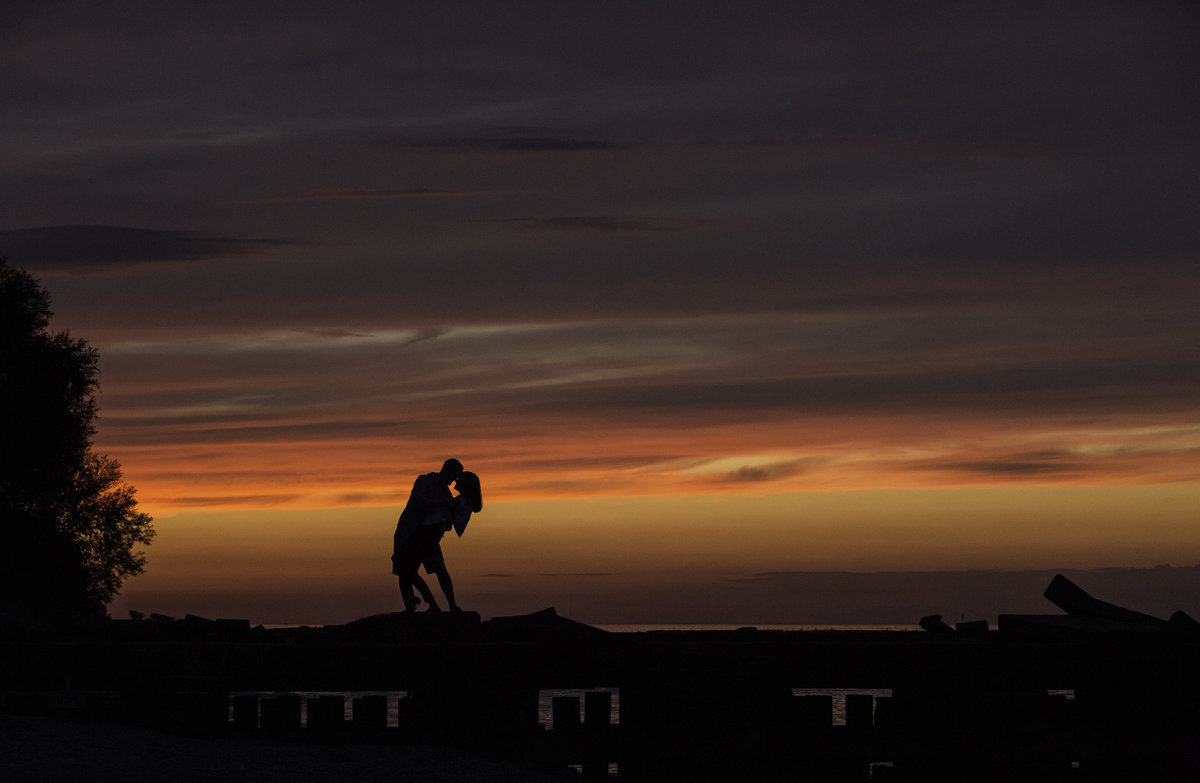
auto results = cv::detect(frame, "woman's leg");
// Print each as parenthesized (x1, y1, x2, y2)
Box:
(433, 566, 458, 611)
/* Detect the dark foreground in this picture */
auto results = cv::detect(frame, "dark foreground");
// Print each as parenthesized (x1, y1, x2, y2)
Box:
(0, 713, 558, 783)
(3, 589, 1200, 782)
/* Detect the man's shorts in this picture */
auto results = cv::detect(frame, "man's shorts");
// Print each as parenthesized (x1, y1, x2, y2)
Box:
(422, 540, 445, 574)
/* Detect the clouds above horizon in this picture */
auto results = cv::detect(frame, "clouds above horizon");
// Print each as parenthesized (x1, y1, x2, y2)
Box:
(2, 2, 1197, 515)
(82, 309, 1198, 509)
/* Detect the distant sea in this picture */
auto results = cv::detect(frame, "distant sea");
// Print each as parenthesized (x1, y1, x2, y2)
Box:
(595, 623, 916, 632)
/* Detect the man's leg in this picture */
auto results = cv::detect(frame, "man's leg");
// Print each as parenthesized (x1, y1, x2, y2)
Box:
(412, 573, 439, 610)
(397, 538, 435, 612)
(397, 576, 419, 613)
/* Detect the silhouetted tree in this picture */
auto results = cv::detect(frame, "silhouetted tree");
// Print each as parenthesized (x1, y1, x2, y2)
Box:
(1, 258, 154, 621)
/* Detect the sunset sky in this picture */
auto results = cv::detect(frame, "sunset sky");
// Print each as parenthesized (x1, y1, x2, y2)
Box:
(3, 2, 1198, 626)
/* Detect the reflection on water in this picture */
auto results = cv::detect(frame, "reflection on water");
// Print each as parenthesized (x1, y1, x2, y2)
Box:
(792, 688, 893, 725)
(231, 625, 912, 728)
(230, 691, 407, 726)
(233, 686, 896, 728)
(539, 687, 619, 727)
(231, 689, 618, 728)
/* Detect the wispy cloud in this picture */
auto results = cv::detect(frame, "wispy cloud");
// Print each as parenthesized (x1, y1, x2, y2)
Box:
(501, 215, 715, 233)
(715, 461, 808, 484)
(924, 455, 1088, 478)
(408, 135, 625, 152)
(170, 493, 304, 507)
(240, 188, 493, 205)
(0, 225, 301, 270)
(541, 573, 615, 578)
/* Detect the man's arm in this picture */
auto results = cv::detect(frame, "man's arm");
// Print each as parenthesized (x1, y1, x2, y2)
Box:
(408, 473, 454, 514)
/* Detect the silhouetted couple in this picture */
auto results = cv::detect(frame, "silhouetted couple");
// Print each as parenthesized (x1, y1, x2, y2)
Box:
(391, 458, 483, 613)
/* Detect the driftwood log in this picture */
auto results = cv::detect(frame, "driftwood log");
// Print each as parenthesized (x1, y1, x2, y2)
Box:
(1043, 573, 1168, 626)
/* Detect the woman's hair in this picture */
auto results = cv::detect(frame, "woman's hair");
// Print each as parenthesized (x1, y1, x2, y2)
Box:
(456, 471, 483, 512)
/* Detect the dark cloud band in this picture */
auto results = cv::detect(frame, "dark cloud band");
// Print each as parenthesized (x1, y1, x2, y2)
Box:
(0, 225, 300, 270)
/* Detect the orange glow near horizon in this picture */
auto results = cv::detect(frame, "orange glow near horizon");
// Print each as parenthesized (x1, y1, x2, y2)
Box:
(109, 484, 1200, 626)
(103, 411, 1200, 515)
(90, 325, 1200, 626)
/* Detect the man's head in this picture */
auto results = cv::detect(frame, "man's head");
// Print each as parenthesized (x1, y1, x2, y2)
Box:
(438, 458, 464, 484)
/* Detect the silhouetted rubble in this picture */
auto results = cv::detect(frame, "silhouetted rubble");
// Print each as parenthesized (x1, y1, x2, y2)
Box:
(2, 579, 1199, 780)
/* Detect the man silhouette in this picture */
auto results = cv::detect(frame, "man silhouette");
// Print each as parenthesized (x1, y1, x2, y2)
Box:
(392, 459, 463, 612)
(413, 469, 482, 614)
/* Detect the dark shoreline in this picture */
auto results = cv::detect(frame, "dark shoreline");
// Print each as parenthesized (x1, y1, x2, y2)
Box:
(4, 607, 1200, 781)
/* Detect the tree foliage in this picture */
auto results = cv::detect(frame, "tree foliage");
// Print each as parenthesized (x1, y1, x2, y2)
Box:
(0, 258, 154, 618)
